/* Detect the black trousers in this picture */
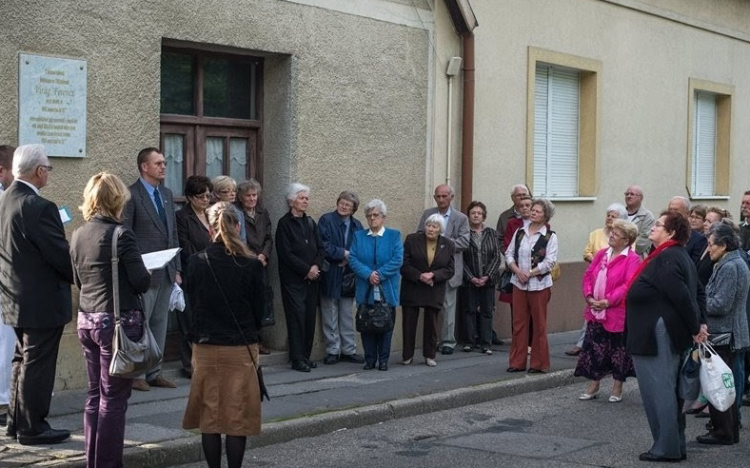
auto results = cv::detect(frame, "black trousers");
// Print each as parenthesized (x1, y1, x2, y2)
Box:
(176, 302, 193, 373)
(464, 285, 494, 347)
(707, 344, 737, 442)
(280, 280, 319, 363)
(9, 326, 64, 436)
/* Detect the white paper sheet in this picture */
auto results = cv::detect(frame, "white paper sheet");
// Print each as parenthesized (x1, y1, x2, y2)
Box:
(141, 248, 181, 270)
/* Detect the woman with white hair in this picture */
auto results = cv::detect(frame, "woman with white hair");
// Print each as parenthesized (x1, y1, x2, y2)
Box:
(400, 214, 455, 367)
(275, 183, 325, 372)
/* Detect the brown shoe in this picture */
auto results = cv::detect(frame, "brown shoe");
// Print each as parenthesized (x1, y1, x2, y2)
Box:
(565, 346, 582, 356)
(147, 375, 177, 388)
(131, 378, 150, 392)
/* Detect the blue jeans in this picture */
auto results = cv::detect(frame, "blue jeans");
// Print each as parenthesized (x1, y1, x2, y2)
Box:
(361, 331, 393, 366)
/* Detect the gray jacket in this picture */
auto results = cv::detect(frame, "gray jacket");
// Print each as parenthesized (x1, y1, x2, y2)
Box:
(629, 205, 655, 257)
(417, 206, 470, 288)
(705, 249, 750, 351)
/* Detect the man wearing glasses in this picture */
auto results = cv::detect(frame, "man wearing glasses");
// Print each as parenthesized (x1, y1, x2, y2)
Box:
(0, 144, 73, 445)
(624, 185, 655, 257)
(123, 147, 181, 391)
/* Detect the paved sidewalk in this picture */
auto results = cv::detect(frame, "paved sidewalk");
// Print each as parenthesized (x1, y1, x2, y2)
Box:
(0, 331, 583, 468)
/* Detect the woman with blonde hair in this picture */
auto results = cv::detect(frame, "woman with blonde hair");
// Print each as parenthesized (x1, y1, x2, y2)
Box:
(183, 202, 266, 468)
(71, 172, 151, 468)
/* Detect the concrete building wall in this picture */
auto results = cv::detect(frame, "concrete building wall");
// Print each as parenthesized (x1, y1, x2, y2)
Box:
(0, 0, 442, 389)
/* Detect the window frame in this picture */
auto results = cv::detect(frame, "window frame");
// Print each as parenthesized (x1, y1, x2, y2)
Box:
(526, 47, 601, 201)
(686, 78, 733, 200)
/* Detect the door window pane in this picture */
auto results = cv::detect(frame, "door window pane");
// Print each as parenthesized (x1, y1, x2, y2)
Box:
(203, 58, 254, 119)
(161, 52, 195, 115)
(206, 137, 225, 180)
(229, 138, 248, 182)
(163, 134, 185, 197)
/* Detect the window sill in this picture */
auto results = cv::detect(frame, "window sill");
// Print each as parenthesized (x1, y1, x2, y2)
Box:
(689, 196, 730, 201)
(545, 197, 597, 202)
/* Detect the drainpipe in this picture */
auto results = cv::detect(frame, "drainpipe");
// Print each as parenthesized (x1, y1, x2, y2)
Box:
(460, 33, 475, 211)
(445, 57, 462, 187)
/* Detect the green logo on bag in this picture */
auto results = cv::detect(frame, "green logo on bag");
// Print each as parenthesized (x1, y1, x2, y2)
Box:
(722, 373, 735, 389)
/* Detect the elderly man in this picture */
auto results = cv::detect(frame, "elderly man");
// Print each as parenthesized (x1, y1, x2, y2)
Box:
(0, 145, 15, 427)
(417, 184, 469, 355)
(496, 184, 531, 247)
(123, 147, 181, 391)
(667, 196, 706, 263)
(740, 191, 750, 251)
(0, 145, 73, 445)
(624, 185, 655, 257)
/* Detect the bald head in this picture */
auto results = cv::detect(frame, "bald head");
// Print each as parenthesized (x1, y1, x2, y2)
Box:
(624, 185, 644, 212)
(667, 196, 691, 219)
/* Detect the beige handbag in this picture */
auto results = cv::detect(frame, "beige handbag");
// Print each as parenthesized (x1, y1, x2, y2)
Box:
(108, 226, 163, 378)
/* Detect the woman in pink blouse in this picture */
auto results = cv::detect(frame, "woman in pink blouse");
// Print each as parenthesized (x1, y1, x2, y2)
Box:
(575, 219, 641, 402)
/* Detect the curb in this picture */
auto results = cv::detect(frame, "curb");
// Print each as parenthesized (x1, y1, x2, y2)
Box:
(33, 369, 576, 468)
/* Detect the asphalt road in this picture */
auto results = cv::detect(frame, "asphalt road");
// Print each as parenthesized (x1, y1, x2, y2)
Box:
(173, 378, 750, 468)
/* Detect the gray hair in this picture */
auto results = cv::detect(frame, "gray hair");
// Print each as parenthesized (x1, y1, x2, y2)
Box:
(425, 213, 446, 233)
(511, 184, 531, 196)
(337, 190, 360, 213)
(532, 198, 556, 222)
(13, 144, 48, 177)
(286, 182, 310, 205)
(670, 196, 691, 213)
(364, 198, 387, 217)
(708, 221, 741, 251)
(606, 203, 628, 219)
(238, 178, 262, 197)
(435, 184, 455, 196)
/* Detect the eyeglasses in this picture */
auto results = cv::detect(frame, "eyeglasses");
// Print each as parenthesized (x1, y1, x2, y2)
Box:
(218, 189, 237, 194)
(688, 214, 704, 220)
(39, 165, 53, 172)
(623, 192, 641, 197)
(609, 231, 626, 240)
(365, 213, 383, 219)
(192, 193, 211, 200)
(654, 221, 664, 228)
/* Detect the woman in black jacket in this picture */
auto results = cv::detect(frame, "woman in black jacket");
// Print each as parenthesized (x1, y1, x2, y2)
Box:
(182, 202, 265, 468)
(71, 172, 151, 468)
(626, 211, 708, 463)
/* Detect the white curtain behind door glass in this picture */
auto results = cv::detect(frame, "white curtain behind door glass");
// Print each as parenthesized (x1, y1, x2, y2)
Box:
(229, 138, 247, 182)
(163, 135, 184, 197)
(206, 137, 224, 180)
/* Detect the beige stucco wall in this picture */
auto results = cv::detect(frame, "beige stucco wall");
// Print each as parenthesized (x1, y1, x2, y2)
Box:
(471, 0, 750, 264)
(0, 0, 438, 389)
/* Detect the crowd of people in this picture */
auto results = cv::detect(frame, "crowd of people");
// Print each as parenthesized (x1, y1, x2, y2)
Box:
(2, 143, 750, 466)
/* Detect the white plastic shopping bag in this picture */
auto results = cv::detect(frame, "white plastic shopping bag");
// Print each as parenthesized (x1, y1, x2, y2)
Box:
(698, 341, 735, 412)
(169, 283, 186, 312)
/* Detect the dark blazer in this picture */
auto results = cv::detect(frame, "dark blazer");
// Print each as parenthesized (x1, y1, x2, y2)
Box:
(685, 230, 707, 264)
(186, 244, 265, 345)
(71, 216, 151, 313)
(400, 233, 455, 309)
(123, 179, 180, 286)
(318, 210, 363, 299)
(626, 245, 706, 356)
(740, 223, 750, 252)
(238, 205, 273, 260)
(275, 212, 325, 285)
(0, 181, 73, 328)
(175, 206, 210, 270)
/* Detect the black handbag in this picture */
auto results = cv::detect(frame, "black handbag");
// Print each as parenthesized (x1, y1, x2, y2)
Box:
(498, 269, 513, 294)
(341, 267, 356, 298)
(203, 253, 270, 402)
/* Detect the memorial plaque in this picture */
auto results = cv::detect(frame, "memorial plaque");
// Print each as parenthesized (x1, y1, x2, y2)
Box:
(18, 53, 87, 157)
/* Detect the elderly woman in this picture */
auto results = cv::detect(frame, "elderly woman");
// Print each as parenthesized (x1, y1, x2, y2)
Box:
(462, 201, 501, 354)
(275, 183, 325, 372)
(237, 179, 273, 355)
(212, 175, 237, 203)
(175, 175, 213, 377)
(567, 203, 628, 356)
(318, 191, 365, 365)
(689, 204, 707, 233)
(349, 199, 403, 370)
(695, 207, 733, 286)
(401, 214, 455, 367)
(505, 198, 557, 373)
(575, 220, 640, 402)
(183, 202, 265, 468)
(71, 172, 151, 468)
(697, 221, 750, 446)
(626, 211, 708, 462)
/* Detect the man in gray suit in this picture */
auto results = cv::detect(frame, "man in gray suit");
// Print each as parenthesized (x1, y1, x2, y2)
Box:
(417, 184, 470, 354)
(123, 147, 181, 391)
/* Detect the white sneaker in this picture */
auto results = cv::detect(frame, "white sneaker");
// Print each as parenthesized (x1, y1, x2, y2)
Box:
(425, 358, 437, 367)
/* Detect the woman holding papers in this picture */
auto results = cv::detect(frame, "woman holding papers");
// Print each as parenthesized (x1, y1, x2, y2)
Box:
(71, 172, 151, 468)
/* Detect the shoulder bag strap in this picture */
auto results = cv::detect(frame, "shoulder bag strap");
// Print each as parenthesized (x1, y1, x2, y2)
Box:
(111, 226, 124, 321)
(202, 252, 261, 371)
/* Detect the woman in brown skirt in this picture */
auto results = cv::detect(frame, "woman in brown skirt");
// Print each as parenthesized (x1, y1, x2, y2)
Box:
(183, 202, 266, 468)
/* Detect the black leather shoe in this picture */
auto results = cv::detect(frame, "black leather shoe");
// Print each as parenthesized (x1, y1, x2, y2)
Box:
(492, 338, 504, 346)
(363, 362, 376, 370)
(323, 354, 340, 365)
(378, 363, 388, 371)
(440, 346, 454, 355)
(0, 413, 6, 426)
(305, 359, 318, 369)
(742, 395, 750, 407)
(5, 426, 16, 438)
(638, 452, 681, 463)
(527, 368, 546, 374)
(696, 433, 733, 445)
(341, 353, 365, 364)
(506, 367, 524, 373)
(17, 428, 70, 446)
(291, 360, 311, 372)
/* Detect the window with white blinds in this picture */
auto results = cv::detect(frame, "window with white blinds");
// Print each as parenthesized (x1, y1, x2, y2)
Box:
(533, 63, 580, 198)
(691, 91, 717, 196)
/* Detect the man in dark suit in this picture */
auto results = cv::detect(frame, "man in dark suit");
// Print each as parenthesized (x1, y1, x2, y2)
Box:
(740, 191, 750, 251)
(0, 144, 73, 445)
(123, 147, 181, 391)
(0, 144, 16, 427)
(417, 184, 469, 355)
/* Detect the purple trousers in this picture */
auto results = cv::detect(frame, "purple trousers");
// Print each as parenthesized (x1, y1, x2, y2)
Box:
(78, 321, 140, 468)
